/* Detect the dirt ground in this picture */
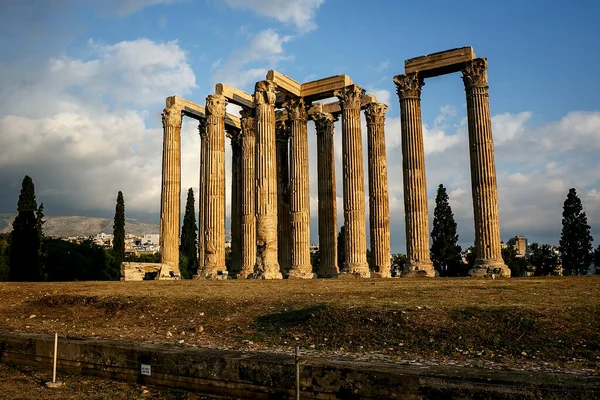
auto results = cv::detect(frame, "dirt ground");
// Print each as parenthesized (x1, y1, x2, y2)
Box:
(1, 276, 598, 374)
(0, 363, 233, 400)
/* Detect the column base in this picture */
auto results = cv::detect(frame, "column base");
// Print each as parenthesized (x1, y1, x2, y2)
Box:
(158, 264, 181, 280)
(198, 269, 229, 280)
(288, 268, 316, 279)
(469, 260, 511, 278)
(316, 266, 339, 278)
(339, 263, 372, 278)
(402, 261, 436, 277)
(372, 265, 392, 278)
(249, 270, 283, 279)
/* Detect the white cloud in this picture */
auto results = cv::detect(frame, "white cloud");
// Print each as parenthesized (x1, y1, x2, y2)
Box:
(222, 0, 325, 32)
(117, 0, 179, 16)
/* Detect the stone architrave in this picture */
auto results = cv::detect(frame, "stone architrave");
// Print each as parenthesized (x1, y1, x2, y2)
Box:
(314, 112, 339, 278)
(393, 73, 435, 277)
(239, 108, 257, 278)
(197, 119, 207, 275)
(199, 94, 227, 278)
(252, 81, 282, 279)
(285, 97, 315, 279)
(462, 58, 510, 277)
(228, 129, 242, 278)
(334, 85, 370, 277)
(365, 103, 392, 278)
(275, 120, 292, 276)
(159, 106, 183, 279)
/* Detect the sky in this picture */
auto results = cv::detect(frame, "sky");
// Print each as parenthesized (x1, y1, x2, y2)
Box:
(1, 0, 600, 253)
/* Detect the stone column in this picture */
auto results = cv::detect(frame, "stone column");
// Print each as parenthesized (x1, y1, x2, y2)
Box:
(285, 97, 315, 279)
(334, 85, 370, 277)
(239, 108, 257, 278)
(462, 58, 510, 277)
(393, 73, 435, 277)
(199, 94, 227, 278)
(276, 120, 292, 276)
(252, 80, 282, 279)
(314, 112, 339, 278)
(365, 103, 392, 278)
(159, 106, 182, 279)
(196, 119, 207, 276)
(228, 129, 242, 278)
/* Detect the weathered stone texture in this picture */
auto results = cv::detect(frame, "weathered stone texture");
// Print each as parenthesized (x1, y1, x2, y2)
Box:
(121, 262, 173, 281)
(239, 108, 257, 278)
(252, 81, 282, 279)
(159, 106, 182, 279)
(462, 58, 510, 277)
(314, 112, 339, 278)
(285, 97, 315, 279)
(393, 73, 435, 277)
(365, 102, 392, 278)
(197, 120, 207, 275)
(335, 85, 370, 277)
(199, 94, 227, 278)
(275, 120, 292, 276)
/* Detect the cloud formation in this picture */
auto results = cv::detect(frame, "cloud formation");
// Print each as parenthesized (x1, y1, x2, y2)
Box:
(222, 0, 325, 32)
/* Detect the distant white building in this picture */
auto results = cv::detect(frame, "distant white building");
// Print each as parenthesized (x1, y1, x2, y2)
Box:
(143, 234, 160, 245)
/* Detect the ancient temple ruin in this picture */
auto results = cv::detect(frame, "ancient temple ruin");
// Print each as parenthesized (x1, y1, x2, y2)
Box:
(147, 46, 509, 280)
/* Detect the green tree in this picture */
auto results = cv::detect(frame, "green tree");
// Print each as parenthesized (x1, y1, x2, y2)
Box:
(528, 243, 560, 276)
(593, 245, 600, 275)
(112, 191, 125, 265)
(337, 225, 345, 271)
(391, 253, 407, 277)
(502, 246, 529, 277)
(310, 249, 320, 273)
(0, 233, 10, 281)
(9, 176, 41, 281)
(559, 188, 593, 275)
(36, 203, 46, 238)
(179, 188, 199, 279)
(43, 239, 113, 281)
(430, 184, 464, 277)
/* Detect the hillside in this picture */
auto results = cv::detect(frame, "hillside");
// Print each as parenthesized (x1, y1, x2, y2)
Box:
(0, 213, 159, 237)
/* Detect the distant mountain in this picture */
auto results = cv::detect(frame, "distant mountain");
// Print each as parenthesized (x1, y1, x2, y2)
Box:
(0, 213, 159, 237)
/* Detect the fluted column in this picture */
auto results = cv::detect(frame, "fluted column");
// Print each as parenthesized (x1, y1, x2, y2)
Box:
(462, 58, 510, 277)
(228, 129, 242, 277)
(335, 85, 370, 277)
(159, 106, 182, 279)
(365, 103, 392, 278)
(239, 108, 257, 278)
(196, 119, 207, 276)
(314, 112, 339, 278)
(276, 120, 292, 276)
(285, 98, 315, 279)
(393, 73, 435, 277)
(199, 94, 227, 278)
(252, 80, 282, 279)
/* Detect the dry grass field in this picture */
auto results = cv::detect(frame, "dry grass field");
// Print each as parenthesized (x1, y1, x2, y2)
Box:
(1, 276, 598, 374)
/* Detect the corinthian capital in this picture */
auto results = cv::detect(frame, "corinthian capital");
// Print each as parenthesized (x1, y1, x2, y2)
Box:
(254, 80, 277, 106)
(206, 94, 227, 118)
(240, 107, 256, 138)
(313, 112, 336, 134)
(161, 106, 182, 128)
(334, 85, 364, 110)
(393, 73, 424, 100)
(283, 97, 309, 121)
(275, 120, 290, 142)
(461, 58, 488, 88)
(198, 118, 207, 138)
(364, 102, 388, 125)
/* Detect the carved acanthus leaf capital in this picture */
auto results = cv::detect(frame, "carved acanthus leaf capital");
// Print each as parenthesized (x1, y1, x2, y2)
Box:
(161, 106, 182, 128)
(198, 118, 208, 138)
(364, 103, 388, 125)
(334, 85, 364, 110)
(206, 94, 227, 118)
(393, 73, 424, 100)
(283, 97, 309, 121)
(313, 112, 336, 134)
(240, 107, 256, 138)
(462, 58, 488, 88)
(254, 80, 277, 106)
(275, 120, 291, 141)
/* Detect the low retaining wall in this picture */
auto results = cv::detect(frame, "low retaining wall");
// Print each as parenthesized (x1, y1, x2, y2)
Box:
(1, 331, 598, 399)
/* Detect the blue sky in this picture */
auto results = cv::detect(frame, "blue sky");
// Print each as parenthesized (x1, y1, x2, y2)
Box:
(1, 0, 599, 252)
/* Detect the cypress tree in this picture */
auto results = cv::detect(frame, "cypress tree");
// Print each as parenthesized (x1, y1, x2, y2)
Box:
(337, 225, 345, 271)
(36, 202, 46, 239)
(180, 188, 198, 279)
(9, 176, 41, 281)
(559, 188, 593, 275)
(430, 184, 464, 276)
(112, 191, 125, 265)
